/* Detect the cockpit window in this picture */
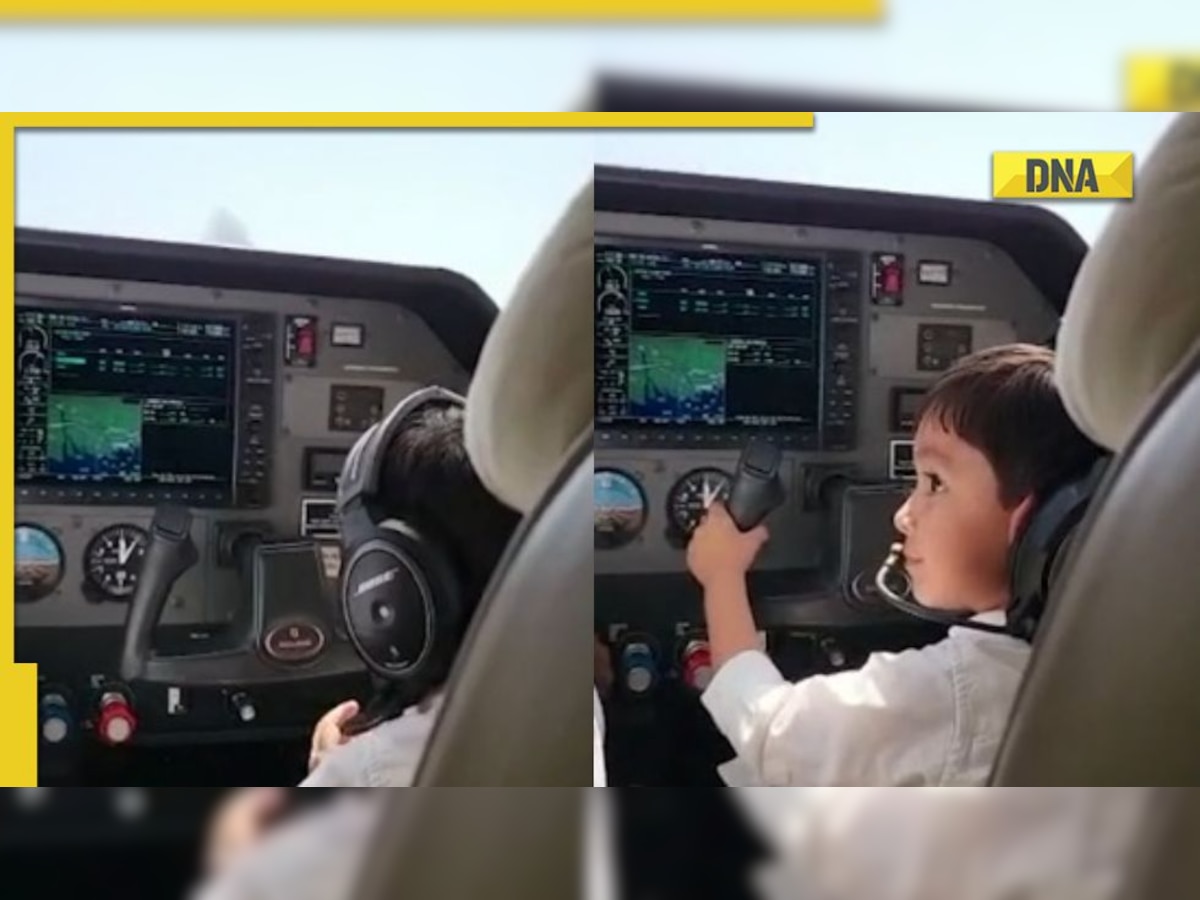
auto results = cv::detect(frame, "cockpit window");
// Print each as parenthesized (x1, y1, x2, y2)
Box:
(16, 129, 594, 305)
(593, 112, 1179, 244)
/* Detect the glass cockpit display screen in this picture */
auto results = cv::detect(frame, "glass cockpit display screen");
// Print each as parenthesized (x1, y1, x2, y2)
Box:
(16, 305, 237, 490)
(595, 243, 824, 435)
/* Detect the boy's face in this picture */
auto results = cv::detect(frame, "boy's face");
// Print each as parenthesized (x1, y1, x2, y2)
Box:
(892, 418, 1034, 614)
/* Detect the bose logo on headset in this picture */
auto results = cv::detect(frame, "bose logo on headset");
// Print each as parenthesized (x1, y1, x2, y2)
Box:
(353, 566, 400, 597)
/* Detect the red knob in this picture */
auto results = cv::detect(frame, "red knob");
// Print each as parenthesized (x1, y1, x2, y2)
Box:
(96, 692, 137, 746)
(681, 640, 714, 691)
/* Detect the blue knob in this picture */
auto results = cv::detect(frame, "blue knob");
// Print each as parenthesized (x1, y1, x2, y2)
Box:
(621, 642, 657, 694)
(40, 693, 73, 745)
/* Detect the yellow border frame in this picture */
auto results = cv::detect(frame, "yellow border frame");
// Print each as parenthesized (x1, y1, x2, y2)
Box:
(0, 110, 813, 786)
(1124, 55, 1200, 111)
(6, 112, 814, 129)
(0, 0, 881, 20)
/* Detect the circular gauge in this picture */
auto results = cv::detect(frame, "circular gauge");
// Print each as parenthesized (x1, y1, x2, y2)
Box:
(15, 524, 65, 603)
(17, 325, 48, 377)
(594, 469, 648, 550)
(596, 263, 629, 294)
(84, 524, 149, 600)
(667, 468, 733, 537)
(596, 264, 629, 318)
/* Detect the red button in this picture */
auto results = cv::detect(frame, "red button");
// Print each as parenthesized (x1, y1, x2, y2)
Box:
(681, 640, 714, 691)
(96, 693, 137, 746)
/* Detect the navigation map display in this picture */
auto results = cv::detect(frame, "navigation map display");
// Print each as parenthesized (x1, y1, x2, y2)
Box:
(595, 242, 824, 434)
(16, 304, 238, 491)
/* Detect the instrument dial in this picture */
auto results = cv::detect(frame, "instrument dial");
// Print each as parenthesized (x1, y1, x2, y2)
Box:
(594, 469, 648, 550)
(15, 524, 65, 603)
(667, 468, 733, 536)
(84, 524, 149, 600)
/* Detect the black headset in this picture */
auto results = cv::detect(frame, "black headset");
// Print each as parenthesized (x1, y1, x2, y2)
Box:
(876, 455, 1110, 641)
(336, 385, 466, 694)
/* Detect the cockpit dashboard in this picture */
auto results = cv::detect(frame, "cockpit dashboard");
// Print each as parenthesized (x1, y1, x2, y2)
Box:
(14, 227, 495, 784)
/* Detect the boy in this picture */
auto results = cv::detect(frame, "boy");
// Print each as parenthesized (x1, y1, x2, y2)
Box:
(203, 401, 521, 880)
(302, 399, 522, 786)
(689, 344, 1104, 786)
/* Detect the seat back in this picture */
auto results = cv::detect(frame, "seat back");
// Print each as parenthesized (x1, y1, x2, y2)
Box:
(991, 113, 1200, 785)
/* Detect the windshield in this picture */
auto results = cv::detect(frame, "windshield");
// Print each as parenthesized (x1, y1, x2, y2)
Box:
(594, 112, 1180, 245)
(15, 129, 594, 307)
(17, 114, 1179, 310)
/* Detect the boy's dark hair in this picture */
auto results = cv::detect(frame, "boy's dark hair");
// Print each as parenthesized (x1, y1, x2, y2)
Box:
(916, 343, 1105, 507)
(378, 402, 522, 637)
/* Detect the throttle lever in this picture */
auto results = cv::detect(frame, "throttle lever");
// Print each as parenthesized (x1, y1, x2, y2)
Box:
(726, 438, 786, 531)
(119, 505, 199, 682)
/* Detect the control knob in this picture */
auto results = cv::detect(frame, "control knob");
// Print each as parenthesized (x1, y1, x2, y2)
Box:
(39, 693, 73, 745)
(821, 637, 847, 669)
(680, 639, 715, 691)
(96, 691, 137, 746)
(230, 692, 257, 723)
(619, 641, 657, 695)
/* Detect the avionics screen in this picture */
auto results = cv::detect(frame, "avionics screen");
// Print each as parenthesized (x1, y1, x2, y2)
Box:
(15, 304, 237, 489)
(595, 242, 823, 430)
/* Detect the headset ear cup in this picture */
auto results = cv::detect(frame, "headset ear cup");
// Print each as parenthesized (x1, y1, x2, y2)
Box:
(1008, 459, 1108, 640)
(414, 537, 465, 686)
(340, 538, 433, 680)
(339, 520, 463, 692)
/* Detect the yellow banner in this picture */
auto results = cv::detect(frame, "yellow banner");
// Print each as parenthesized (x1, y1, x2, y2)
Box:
(5, 112, 815, 130)
(0, 118, 37, 787)
(0, 670, 38, 786)
(992, 152, 1134, 200)
(0, 0, 882, 20)
(1125, 55, 1200, 111)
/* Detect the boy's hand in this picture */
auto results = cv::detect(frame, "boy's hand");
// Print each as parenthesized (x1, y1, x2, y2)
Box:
(204, 787, 287, 875)
(308, 699, 360, 773)
(687, 501, 769, 589)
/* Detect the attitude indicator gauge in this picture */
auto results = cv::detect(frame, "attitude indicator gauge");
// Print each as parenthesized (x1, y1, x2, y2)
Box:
(595, 469, 647, 550)
(15, 524, 65, 603)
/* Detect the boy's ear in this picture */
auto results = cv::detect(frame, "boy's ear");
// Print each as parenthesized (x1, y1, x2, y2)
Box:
(1007, 494, 1037, 544)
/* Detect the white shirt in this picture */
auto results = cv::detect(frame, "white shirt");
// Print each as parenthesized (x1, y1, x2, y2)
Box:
(593, 688, 607, 787)
(586, 789, 616, 900)
(192, 788, 1152, 900)
(299, 695, 443, 787)
(702, 611, 1030, 786)
(191, 792, 386, 900)
(736, 787, 1152, 900)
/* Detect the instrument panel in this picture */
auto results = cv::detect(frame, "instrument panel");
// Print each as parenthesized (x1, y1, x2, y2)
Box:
(593, 210, 1059, 576)
(13, 228, 495, 782)
(14, 273, 469, 630)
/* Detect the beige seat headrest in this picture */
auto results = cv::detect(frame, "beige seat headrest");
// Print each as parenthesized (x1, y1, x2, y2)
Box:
(465, 180, 593, 514)
(1056, 113, 1200, 451)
